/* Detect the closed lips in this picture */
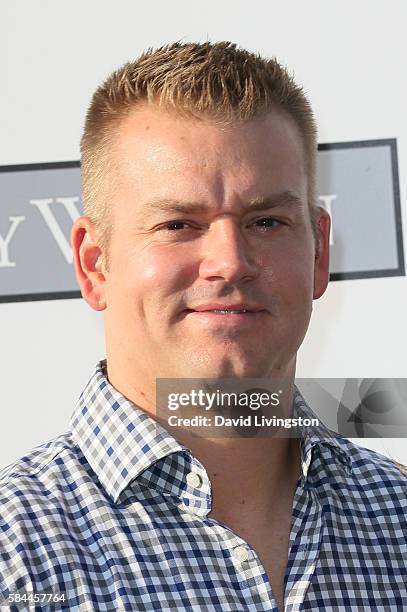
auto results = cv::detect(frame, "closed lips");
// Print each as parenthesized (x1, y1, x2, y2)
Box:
(188, 303, 265, 313)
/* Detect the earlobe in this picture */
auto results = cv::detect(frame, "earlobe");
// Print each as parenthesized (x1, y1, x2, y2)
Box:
(71, 217, 107, 311)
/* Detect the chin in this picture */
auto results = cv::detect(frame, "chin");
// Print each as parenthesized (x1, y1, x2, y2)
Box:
(186, 354, 270, 379)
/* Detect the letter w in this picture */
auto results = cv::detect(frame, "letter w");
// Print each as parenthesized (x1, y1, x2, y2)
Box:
(30, 197, 81, 264)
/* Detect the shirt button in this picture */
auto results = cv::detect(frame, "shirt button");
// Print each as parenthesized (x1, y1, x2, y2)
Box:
(186, 471, 202, 488)
(233, 545, 249, 563)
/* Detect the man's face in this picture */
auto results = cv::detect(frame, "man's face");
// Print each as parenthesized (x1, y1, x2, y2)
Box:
(95, 105, 329, 382)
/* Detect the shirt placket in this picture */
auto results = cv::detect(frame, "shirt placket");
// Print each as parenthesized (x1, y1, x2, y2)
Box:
(204, 517, 279, 612)
(182, 457, 277, 611)
(284, 481, 323, 612)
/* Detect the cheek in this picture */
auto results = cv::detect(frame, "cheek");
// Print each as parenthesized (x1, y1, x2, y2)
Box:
(263, 241, 315, 297)
(132, 246, 193, 300)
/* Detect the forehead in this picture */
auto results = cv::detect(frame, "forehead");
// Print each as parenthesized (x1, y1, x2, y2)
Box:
(111, 104, 307, 209)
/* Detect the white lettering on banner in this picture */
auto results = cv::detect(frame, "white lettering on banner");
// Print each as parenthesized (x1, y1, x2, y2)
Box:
(318, 194, 337, 246)
(30, 197, 81, 264)
(0, 216, 26, 267)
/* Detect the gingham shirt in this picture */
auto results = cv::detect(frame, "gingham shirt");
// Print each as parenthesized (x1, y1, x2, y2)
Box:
(1, 360, 406, 611)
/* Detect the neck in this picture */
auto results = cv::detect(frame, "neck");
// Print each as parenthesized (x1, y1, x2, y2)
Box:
(105, 357, 301, 523)
(175, 428, 301, 525)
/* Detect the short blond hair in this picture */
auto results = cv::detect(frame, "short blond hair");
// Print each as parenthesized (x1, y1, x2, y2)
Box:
(80, 41, 318, 269)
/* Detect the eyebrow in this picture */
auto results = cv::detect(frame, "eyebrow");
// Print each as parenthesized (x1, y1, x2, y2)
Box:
(143, 190, 304, 215)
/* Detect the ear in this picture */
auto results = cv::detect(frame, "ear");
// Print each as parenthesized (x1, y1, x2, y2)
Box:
(71, 216, 107, 311)
(313, 207, 331, 299)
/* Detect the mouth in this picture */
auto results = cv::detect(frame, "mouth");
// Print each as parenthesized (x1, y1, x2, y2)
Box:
(183, 308, 266, 327)
(186, 308, 264, 314)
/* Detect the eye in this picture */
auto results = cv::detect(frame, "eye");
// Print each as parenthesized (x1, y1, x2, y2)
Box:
(251, 217, 283, 231)
(161, 220, 193, 231)
(157, 217, 284, 233)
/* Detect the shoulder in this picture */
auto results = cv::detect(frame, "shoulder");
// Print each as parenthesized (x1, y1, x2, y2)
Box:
(0, 432, 76, 500)
(0, 431, 102, 518)
(317, 436, 407, 524)
(0, 433, 93, 595)
(0, 432, 82, 533)
(340, 436, 407, 489)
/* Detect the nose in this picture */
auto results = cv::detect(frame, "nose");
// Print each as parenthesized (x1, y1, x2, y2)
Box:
(198, 217, 259, 283)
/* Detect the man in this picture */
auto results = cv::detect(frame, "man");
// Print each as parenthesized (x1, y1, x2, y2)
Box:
(0, 42, 405, 611)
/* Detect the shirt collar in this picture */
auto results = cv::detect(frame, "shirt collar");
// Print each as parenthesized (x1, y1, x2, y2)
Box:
(293, 386, 353, 479)
(71, 360, 352, 505)
(70, 359, 191, 504)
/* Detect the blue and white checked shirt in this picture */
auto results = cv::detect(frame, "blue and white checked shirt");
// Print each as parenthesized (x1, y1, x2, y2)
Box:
(1, 360, 406, 611)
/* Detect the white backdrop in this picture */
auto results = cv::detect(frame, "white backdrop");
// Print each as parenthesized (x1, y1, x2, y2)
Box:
(1, 0, 406, 469)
